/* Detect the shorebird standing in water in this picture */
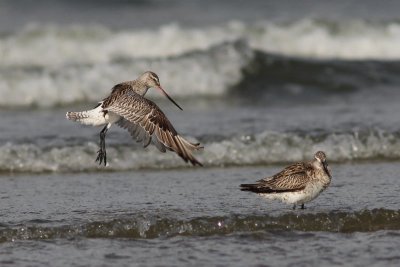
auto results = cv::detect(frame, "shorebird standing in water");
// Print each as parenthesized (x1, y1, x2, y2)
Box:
(66, 71, 203, 166)
(240, 151, 331, 209)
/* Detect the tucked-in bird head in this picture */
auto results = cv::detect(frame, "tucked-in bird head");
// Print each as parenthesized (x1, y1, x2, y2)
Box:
(314, 151, 327, 163)
(313, 151, 331, 178)
(139, 71, 183, 110)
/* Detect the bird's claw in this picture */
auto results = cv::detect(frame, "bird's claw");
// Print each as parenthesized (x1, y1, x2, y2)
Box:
(95, 148, 107, 166)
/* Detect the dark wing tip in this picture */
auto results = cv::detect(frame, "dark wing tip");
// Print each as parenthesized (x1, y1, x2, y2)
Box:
(171, 136, 204, 167)
(190, 157, 203, 167)
(195, 143, 204, 150)
(185, 141, 203, 150)
(240, 183, 259, 192)
(240, 183, 279, 193)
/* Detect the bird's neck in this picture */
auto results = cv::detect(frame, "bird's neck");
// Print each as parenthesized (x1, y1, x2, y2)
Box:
(311, 160, 331, 180)
(128, 80, 149, 96)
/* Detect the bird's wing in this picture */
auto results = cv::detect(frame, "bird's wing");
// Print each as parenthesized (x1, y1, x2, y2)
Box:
(103, 90, 203, 166)
(115, 117, 153, 148)
(241, 162, 310, 193)
(260, 162, 310, 190)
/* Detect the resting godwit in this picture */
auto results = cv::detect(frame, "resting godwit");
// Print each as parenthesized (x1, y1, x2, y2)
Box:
(66, 71, 203, 166)
(240, 151, 331, 209)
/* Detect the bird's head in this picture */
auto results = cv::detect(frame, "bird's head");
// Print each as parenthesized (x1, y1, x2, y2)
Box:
(139, 71, 182, 110)
(314, 151, 331, 178)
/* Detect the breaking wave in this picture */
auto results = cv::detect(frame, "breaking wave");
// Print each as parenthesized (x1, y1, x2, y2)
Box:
(1, 128, 399, 173)
(3, 19, 400, 68)
(1, 209, 399, 242)
(0, 41, 253, 107)
(1, 19, 400, 108)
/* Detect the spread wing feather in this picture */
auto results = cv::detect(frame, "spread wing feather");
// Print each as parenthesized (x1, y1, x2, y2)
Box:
(116, 118, 150, 147)
(104, 90, 203, 166)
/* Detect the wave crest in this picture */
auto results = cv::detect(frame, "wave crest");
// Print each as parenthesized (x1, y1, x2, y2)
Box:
(2, 19, 400, 107)
(0, 41, 253, 107)
(1, 209, 399, 242)
(1, 128, 399, 173)
(3, 19, 400, 69)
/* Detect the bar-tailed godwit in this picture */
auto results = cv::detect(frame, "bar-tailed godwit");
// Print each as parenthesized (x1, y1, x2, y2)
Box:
(240, 151, 331, 209)
(66, 71, 203, 166)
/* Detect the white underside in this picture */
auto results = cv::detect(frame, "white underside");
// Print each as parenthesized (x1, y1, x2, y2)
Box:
(259, 182, 327, 205)
(74, 105, 120, 127)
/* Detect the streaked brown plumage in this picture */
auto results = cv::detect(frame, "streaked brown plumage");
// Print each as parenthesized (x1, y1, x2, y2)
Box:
(66, 71, 203, 166)
(240, 151, 331, 209)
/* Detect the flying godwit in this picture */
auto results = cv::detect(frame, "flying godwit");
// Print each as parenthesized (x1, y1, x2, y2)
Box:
(240, 151, 331, 209)
(66, 71, 203, 166)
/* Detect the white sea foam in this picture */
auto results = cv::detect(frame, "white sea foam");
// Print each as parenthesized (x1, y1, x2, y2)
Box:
(0, 23, 242, 67)
(247, 19, 400, 60)
(1, 19, 400, 69)
(0, 129, 398, 173)
(0, 41, 253, 107)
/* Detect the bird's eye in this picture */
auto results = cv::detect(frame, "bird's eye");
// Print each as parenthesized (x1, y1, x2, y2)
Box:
(150, 75, 159, 83)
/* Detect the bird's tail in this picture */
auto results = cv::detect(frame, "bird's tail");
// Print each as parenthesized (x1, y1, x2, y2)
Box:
(66, 105, 106, 126)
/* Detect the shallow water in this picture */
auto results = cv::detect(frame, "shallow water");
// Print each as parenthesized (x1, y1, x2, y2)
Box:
(0, 162, 400, 266)
(2, 232, 400, 267)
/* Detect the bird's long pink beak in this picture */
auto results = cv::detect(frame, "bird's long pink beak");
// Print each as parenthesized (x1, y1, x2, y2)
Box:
(157, 86, 183, 110)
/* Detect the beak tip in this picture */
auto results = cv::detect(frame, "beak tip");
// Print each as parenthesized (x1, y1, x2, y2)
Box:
(157, 86, 183, 110)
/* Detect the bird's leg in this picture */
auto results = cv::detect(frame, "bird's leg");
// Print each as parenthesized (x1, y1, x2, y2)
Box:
(95, 125, 108, 166)
(292, 204, 296, 210)
(300, 204, 305, 209)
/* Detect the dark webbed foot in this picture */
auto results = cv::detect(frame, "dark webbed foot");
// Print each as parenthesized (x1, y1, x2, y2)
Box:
(300, 204, 305, 209)
(292, 204, 296, 210)
(95, 125, 108, 166)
